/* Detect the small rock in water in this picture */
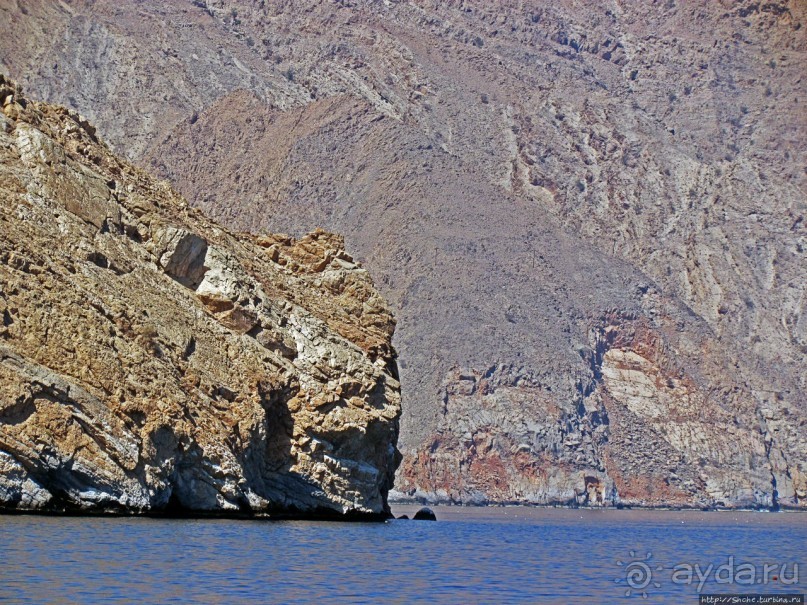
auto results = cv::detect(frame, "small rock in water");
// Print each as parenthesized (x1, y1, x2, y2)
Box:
(397, 514, 409, 520)
(413, 507, 437, 521)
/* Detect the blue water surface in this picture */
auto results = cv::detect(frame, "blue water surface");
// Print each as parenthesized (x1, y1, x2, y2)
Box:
(0, 506, 804, 604)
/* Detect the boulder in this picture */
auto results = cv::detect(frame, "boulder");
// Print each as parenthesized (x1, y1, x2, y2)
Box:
(413, 507, 437, 521)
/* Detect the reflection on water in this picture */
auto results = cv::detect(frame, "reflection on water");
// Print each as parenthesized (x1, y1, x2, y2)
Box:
(0, 506, 803, 604)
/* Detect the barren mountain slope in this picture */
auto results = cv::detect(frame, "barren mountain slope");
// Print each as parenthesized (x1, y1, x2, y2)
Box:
(1, 0, 805, 507)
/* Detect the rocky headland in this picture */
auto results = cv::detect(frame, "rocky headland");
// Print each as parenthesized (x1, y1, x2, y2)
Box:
(0, 74, 401, 517)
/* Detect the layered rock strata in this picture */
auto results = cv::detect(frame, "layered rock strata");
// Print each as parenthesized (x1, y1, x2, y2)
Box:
(0, 75, 401, 517)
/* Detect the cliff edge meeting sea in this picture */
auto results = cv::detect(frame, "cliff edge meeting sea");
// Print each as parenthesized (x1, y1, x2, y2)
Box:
(1, 0, 806, 602)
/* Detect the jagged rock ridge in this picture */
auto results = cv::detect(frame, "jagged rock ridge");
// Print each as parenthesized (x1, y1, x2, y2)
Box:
(0, 74, 401, 517)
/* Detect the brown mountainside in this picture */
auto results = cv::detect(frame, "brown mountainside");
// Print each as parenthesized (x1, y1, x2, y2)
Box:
(1, 0, 805, 508)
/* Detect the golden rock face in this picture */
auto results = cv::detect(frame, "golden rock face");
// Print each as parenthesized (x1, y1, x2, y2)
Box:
(0, 75, 401, 516)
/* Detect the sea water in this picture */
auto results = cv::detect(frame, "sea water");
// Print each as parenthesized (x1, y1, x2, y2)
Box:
(0, 506, 804, 604)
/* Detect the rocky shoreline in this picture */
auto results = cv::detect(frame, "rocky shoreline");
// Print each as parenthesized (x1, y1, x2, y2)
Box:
(0, 505, 394, 521)
(388, 496, 805, 514)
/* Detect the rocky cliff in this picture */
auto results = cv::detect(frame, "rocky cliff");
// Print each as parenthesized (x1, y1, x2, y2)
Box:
(0, 74, 401, 517)
(1, 0, 804, 509)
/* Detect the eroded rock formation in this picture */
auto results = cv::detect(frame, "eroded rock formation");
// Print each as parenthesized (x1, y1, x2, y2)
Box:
(0, 75, 401, 517)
